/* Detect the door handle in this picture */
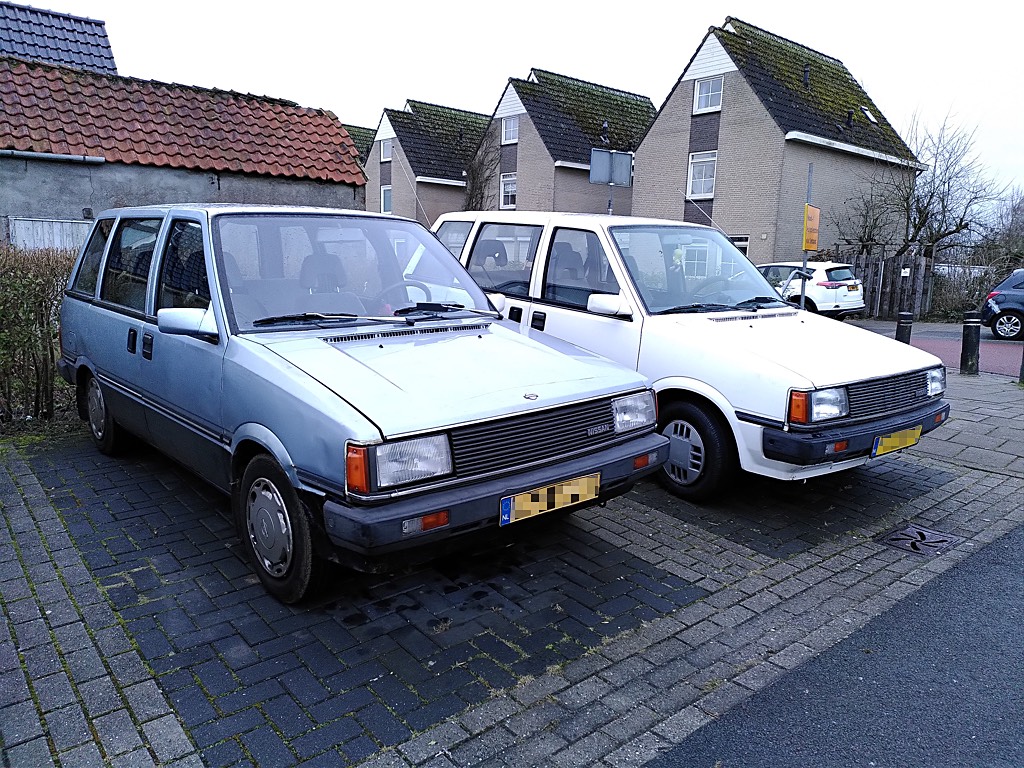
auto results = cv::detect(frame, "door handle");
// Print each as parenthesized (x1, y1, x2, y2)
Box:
(508, 306, 523, 322)
(530, 311, 546, 331)
(142, 333, 153, 360)
(127, 328, 137, 354)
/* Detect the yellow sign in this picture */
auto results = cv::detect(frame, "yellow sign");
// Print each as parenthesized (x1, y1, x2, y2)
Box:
(499, 473, 600, 525)
(802, 204, 820, 251)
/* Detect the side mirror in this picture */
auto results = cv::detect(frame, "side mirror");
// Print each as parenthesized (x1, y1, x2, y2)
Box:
(158, 306, 219, 342)
(486, 293, 507, 312)
(587, 292, 633, 318)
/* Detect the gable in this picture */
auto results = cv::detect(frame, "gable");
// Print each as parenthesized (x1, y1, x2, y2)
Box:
(495, 83, 525, 118)
(0, 1, 116, 75)
(0, 56, 365, 185)
(681, 35, 738, 83)
(381, 100, 489, 182)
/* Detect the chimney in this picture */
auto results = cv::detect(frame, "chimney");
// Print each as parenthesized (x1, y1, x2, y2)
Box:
(803, 64, 810, 88)
(847, 109, 854, 127)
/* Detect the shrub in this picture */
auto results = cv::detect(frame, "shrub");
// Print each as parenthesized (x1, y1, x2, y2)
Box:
(0, 244, 78, 433)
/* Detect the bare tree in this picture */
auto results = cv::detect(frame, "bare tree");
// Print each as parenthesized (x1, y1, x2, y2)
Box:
(463, 126, 500, 211)
(974, 186, 1024, 277)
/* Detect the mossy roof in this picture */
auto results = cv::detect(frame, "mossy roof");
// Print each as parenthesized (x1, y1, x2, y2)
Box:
(512, 69, 656, 165)
(341, 124, 374, 166)
(714, 17, 915, 161)
(384, 100, 490, 181)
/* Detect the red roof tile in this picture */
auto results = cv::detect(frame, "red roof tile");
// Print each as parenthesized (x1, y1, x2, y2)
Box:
(0, 56, 365, 186)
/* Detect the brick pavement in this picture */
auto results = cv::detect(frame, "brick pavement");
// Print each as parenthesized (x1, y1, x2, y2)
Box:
(1, 371, 1022, 767)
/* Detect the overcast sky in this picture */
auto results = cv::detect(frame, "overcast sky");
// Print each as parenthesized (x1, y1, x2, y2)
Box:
(50, 0, 1022, 192)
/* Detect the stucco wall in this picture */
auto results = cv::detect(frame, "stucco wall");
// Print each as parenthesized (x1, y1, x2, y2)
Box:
(1, 155, 363, 241)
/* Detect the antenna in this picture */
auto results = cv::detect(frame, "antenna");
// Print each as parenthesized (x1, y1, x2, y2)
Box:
(681, 191, 730, 237)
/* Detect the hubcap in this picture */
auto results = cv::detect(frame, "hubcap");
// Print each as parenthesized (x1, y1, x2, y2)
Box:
(87, 379, 106, 440)
(996, 315, 1021, 338)
(246, 478, 293, 578)
(663, 419, 705, 486)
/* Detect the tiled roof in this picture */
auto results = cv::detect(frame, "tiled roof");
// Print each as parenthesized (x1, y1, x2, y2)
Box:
(0, 56, 365, 185)
(342, 124, 374, 166)
(385, 100, 489, 181)
(512, 69, 656, 165)
(0, 1, 116, 75)
(715, 18, 914, 161)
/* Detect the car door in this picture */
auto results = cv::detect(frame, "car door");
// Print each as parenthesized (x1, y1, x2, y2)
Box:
(140, 217, 230, 490)
(89, 217, 164, 439)
(461, 221, 544, 328)
(526, 227, 643, 371)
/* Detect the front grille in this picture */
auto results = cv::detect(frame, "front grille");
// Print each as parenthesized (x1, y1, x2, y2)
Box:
(846, 370, 935, 420)
(450, 397, 621, 477)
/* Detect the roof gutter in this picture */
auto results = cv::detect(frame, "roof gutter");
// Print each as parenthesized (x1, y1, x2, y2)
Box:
(414, 176, 466, 187)
(553, 161, 590, 170)
(784, 132, 926, 171)
(0, 149, 106, 164)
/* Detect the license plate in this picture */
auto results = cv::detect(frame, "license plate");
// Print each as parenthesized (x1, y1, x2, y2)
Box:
(499, 473, 600, 526)
(871, 426, 923, 457)
(847, 284, 860, 292)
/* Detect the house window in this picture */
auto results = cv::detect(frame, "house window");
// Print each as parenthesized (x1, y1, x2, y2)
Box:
(687, 151, 717, 199)
(730, 236, 750, 257)
(501, 116, 519, 145)
(380, 185, 392, 214)
(380, 139, 393, 162)
(693, 76, 723, 114)
(500, 173, 517, 209)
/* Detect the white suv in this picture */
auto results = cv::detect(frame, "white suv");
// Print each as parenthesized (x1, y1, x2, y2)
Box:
(757, 261, 865, 319)
(434, 211, 949, 503)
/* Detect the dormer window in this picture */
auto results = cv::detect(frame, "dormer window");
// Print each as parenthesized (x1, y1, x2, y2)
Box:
(860, 106, 878, 125)
(693, 76, 723, 114)
(501, 116, 519, 145)
(380, 138, 393, 162)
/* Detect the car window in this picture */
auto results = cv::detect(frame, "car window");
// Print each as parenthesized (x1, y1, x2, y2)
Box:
(157, 220, 210, 310)
(71, 218, 114, 297)
(826, 266, 856, 282)
(465, 223, 542, 297)
(435, 220, 472, 256)
(98, 218, 162, 312)
(541, 228, 620, 309)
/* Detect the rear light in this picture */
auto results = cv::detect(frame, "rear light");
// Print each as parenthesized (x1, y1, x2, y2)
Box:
(346, 445, 369, 493)
(816, 281, 845, 289)
(986, 291, 1000, 301)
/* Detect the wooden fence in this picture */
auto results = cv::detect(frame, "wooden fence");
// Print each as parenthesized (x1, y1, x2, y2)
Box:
(822, 245, 931, 320)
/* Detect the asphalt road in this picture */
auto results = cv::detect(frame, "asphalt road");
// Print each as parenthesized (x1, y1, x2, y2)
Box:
(647, 518, 1024, 768)
(849, 318, 1024, 377)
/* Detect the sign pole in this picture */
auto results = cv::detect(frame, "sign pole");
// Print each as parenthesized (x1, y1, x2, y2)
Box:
(800, 164, 819, 309)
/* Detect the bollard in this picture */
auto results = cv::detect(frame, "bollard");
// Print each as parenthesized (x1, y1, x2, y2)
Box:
(895, 312, 913, 344)
(960, 310, 980, 375)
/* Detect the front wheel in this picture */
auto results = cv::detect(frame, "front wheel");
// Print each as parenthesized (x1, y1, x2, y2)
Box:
(991, 311, 1024, 341)
(657, 401, 737, 502)
(236, 456, 318, 604)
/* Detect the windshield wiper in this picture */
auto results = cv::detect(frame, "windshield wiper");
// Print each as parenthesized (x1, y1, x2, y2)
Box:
(730, 297, 789, 311)
(653, 303, 735, 315)
(392, 302, 502, 320)
(252, 312, 397, 327)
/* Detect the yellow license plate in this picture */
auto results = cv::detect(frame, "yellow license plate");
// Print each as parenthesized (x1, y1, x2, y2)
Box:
(847, 285, 860, 292)
(499, 473, 600, 526)
(872, 426, 923, 457)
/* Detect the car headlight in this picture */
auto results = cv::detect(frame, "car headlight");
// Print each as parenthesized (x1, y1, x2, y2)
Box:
(374, 435, 453, 489)
(612, 391, 657, 433)
(926, 367, 946, 397)
(789, 387, 849, 424)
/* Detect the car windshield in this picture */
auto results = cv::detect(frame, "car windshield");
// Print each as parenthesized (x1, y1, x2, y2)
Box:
(211, 213, 492, 331)
(607, 224, 785, 314)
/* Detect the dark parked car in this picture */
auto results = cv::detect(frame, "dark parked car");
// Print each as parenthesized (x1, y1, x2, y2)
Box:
(981, 269, 1024, 340)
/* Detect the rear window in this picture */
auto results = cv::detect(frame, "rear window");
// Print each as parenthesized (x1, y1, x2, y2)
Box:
(825, 266, 856, 282)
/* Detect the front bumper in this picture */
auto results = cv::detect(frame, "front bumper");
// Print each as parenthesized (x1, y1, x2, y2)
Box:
(761, 398, 949, 466)
(320, 431, 668, 568)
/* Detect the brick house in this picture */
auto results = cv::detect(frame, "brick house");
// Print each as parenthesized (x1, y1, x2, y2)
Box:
(476, 69, 656, 215)
(0, 56, 365, 248)
(365, 100, 489, 226)
(632, 17, 920, 262)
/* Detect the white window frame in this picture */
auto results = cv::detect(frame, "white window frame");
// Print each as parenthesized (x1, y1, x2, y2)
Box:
(693, 76, 723, 114)
(500, 173, 517, 209)
(687, 151, 717, 199)
(501, 116, 519, 145)
(380, 185, 392, 214)
(380, 138, 393, 162)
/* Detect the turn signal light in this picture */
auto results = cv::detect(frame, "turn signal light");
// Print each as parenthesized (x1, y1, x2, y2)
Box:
(788, 391, 809, 424)
(346, 445, 369, 493)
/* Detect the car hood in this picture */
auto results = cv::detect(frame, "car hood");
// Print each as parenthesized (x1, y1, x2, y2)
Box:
(253, 321, 647, 437)
(664, 309, 942, 388)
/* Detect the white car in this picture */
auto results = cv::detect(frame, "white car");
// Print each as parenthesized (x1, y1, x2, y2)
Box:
(756, 261, 865, 319)
(433, 211, 950, 503)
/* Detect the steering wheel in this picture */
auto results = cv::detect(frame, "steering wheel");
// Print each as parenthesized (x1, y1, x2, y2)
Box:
(692, 275, 733, 298)
(372, 279, 432, 308)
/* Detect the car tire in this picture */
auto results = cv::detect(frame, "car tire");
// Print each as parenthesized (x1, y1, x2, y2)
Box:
(82, 374, 123, 455)
(991, 311, 1024, 341)
(656, 401, 737, 502)
(802, 299, 818, 313)
(236, 455, 318, 604)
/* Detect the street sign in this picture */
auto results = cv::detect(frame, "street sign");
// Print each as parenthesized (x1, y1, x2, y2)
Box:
(590, 149, 633, 187)
(802, 204, 820, 251)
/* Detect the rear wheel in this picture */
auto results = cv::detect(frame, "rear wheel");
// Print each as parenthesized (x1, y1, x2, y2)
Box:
(657, 401, 737, 502)
(991, 311, 1024, 341)
(82, 374, 122, 455)
(236, 455, 318, 604)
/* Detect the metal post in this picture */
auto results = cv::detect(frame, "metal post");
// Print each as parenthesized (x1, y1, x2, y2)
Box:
(960, 311, 980, 375)
(895, 312, 913, 344)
